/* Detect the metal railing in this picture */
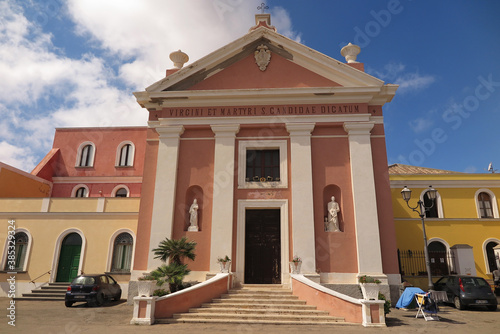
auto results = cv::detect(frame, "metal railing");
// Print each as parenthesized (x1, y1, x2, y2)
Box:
(29, 270, 51, 285)
(398, 249, 455, 277)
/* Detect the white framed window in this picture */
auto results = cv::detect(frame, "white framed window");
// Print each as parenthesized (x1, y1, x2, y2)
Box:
(71, 184, 89, 198)
(2, 229, 32, 272)
(115, 141, 135, 167)
(112, 185, 130, 197)
(107, 229, 135, 273)
(76, 142, 96, 167)
(420, 189, 443, 218)
(111, 232, 133, 273)
(238, 140, 288, 189)
(475, 189, 499, 218)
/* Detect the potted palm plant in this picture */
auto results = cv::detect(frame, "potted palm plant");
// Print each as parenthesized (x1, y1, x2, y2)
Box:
(150, 236, 197, 293)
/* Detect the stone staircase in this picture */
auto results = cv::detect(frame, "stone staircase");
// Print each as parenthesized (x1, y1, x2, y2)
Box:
(15, 282, 69, 301)
(158, 284, 348, 326)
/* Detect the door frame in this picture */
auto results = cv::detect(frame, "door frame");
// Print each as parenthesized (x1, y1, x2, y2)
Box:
(236, 199, 289, 284)
(50, 229, 86, 283)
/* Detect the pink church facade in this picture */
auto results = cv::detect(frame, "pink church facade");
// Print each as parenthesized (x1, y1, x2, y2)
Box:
(131, 15, 401, 297)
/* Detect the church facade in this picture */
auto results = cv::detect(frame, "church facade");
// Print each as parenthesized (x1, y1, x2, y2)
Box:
(131, 14, 401, 297)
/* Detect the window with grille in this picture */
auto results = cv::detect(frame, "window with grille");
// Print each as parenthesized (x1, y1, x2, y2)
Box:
(246, 149, 280, 182)
(4, 232, 28, 271)
(111, 233, 133, 272)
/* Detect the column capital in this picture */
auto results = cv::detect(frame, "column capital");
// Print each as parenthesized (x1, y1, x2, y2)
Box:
(286, 123, 315, 136)
(211, 124, 240, 138)
(156, 125, 184, 138)
(343, 122, 374, 135)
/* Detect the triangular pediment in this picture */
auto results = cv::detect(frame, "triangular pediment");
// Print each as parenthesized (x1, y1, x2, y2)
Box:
(135, 25, 398, 108)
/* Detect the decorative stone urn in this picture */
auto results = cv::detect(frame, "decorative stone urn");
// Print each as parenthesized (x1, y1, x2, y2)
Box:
(360, 283, 380, 300)
(137, 280, 157, 297)
(289, 261, 302, 274)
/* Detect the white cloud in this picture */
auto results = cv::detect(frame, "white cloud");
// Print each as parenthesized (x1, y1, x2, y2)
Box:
(0, 141, 36, 172)
(395, 73, 436, 92)
(368, 62, 435, 93)
(409, 117, 433, 133)
(0, 0, 299, 171)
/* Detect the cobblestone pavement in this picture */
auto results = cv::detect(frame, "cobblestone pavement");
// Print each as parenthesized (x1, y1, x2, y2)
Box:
(1, 297, 498, 333)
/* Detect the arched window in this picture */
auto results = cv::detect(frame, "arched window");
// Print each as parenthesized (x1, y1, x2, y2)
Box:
(478, 192, 493, 218)
(423, 191, 438, 218)
(74, 187, 87, 198)
(76, 142, 95, 167)
(116, 141, 135, 167)
(111, 232, 133, 273)
(485, 241, 499, 272)
(115, 188, 128, 197)
(4, 232, 29, 271)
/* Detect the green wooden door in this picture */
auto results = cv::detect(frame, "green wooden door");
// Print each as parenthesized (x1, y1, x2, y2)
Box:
(56, 233, 82, 282)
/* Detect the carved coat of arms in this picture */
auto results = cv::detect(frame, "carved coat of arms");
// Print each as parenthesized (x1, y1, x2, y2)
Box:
(254, 44, 271, 71)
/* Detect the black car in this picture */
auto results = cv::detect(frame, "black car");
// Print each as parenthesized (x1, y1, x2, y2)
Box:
(65, 274, 122, 307)
(434, 275, 497, 311)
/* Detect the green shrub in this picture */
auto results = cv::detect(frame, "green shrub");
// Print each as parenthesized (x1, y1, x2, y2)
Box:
(378, 292, 391, 314)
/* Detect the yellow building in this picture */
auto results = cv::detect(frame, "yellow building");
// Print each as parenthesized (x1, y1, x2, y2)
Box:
(390, 164, 500, 288)
(0, 162, 52, 198)
(0, 197, 139, 297)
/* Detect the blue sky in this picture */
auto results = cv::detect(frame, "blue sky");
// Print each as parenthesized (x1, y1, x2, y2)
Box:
(1, 0, 499, 173)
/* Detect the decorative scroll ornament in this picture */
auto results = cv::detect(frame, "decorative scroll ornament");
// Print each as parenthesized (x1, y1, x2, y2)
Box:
(254, 44, 271, 71)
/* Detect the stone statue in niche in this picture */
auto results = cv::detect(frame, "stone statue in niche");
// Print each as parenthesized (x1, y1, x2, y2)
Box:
(325, 196, 341, 232)
(188, 199, 199, 231)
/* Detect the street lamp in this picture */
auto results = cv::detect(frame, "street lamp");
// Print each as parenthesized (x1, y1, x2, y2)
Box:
(401, 185, 437, 291)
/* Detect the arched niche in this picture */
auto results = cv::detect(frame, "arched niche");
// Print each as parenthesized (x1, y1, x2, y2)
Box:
(185, 185, 204, 231)
(323, 184, 343, 232)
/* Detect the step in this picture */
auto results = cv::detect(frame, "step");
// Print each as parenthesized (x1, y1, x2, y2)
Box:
(172, 312, 344, 322)
(42, 285, 69, 290)
(211, 298, 306, 305)
(22, 292, 66, 298)
(159, 318, 351, 326)
(14, 296, 65, 301)
(190, 307, 330, 316)
(31, 289, 67, 294)
(227, 289, 293, 295)
(220, 293, 296, 299)
(201, 302, 318, 310)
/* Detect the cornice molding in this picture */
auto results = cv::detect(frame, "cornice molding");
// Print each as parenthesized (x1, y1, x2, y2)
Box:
(52, 176, 143, 184)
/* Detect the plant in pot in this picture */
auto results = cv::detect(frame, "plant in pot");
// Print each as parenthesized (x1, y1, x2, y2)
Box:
(217, 255, 231, 273)
(137, 274, 157, 297)
(358, 275, 381, 300)
(150, 236, 197, 293)
(290, 255, 302, 274)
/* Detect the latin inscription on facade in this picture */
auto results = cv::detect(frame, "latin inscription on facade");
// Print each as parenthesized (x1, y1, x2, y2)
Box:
(153, 104, 377, 119)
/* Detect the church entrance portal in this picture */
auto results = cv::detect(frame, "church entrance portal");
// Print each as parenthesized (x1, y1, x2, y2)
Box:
(244, 209, 281, 284)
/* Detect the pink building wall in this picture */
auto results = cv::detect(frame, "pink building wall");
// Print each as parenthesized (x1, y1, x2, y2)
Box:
(34, 127, 147, 198)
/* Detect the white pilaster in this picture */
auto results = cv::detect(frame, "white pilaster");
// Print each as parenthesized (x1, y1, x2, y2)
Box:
(147, 125, 184, 271)
(286, 123, 316, 274)
(344, 122, 384, 274)
(209, 124, 240, 272)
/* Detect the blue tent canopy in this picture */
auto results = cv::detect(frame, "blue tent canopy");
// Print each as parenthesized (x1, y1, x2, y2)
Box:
(396, 287, 425, 309)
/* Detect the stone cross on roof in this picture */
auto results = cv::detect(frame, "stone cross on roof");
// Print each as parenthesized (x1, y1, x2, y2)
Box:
(257, 3, 269, 14)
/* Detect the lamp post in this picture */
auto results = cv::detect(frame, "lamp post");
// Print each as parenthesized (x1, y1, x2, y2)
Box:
(401, 185, 437, 291)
